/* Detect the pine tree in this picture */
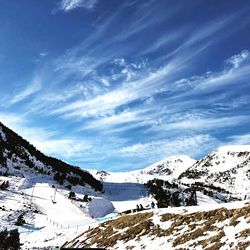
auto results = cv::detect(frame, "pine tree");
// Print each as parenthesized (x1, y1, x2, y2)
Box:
(68, 191, 76, 199)
(15, 214, 25, 226)
(0, 229, 20, 250)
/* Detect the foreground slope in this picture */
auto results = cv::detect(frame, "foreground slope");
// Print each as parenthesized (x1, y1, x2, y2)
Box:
(63, 201, 250, 250)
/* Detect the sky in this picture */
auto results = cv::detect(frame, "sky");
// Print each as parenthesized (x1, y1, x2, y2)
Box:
(0, 0, 250, 171)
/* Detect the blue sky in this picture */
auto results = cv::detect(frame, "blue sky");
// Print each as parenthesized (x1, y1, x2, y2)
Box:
(0, 0, 250, 171)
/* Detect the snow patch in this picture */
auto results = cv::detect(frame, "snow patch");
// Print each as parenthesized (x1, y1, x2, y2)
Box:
(0, 127, 6, 141)
(88, 197, 114, 218)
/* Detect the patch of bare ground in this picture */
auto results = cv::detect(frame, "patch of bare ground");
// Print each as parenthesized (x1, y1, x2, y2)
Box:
(82, 212, 154, 248)
(160, 203, 250, 248)
(204, 242, 225, 250)
(126, 246, 135, 250)
(236, 241, 250, 250)
(196, 231, 226, 248)
(64, 203, 250, 249)
(236, 228, 250, 239)
(172, 224, 219, 247)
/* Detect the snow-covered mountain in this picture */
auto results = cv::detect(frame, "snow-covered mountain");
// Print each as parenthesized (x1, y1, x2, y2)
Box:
(139, 155, 196, 178)
(91, 155, 196, 184)
(179, 145, 250, 200)
(0, 121, 102, 191)
(1, 121, 250, 249)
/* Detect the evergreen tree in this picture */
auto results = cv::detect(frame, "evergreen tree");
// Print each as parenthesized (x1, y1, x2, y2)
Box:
(0, 229, 20, 250)
(0, 181, 9, 190)
(15, 214, 25, 226)
(68, 191, 76, 199)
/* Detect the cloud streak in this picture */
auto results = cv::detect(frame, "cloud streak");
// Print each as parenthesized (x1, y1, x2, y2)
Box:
(1, 1, 250, 170)
(118, 134, 221, 163)
(59, 0, 98, 12)
(10, 77, 42, 105)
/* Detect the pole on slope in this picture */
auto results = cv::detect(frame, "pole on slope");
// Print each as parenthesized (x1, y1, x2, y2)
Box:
(53, 188, 57, 203)
(30, 186, 35, 204)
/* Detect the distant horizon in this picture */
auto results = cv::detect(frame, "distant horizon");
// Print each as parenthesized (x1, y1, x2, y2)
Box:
(0, 0, 250, 171)
(3, 119, 250, 173)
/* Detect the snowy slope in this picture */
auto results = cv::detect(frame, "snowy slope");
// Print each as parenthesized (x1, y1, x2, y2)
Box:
(0, 174, 111, 249)
(91, 155, 196, 184)
(2, 125, 250, 250)
(0, 121, 102, 191)
(0, 170, 218, 249)
(139, 155, 196, 178)
(179, 145, 250, 199)
(63, 200, 250, 250)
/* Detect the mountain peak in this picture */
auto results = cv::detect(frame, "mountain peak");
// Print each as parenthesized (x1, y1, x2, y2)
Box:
(141, 155, 196, 179)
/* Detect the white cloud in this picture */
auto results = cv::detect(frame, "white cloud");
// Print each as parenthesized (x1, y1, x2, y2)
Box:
(0, 113, 26, 131)
(118, 134, 220, 162)
(50, 47, 250, 129)
(52, 60, 179, 119)
(39, 52, 48, 57)
(33, 138, 92, 159)
(156, 115, 249, 132)
(226, 50, 249, 69)
(0, 112, 55, 139)
(0, 112, 92, 162)
(59, 0, 98, 12)
(10, 77, 42, 105)
(228, 134, 250, 145)
(81, 109, 150, 130)
(100, 78, 110, 87)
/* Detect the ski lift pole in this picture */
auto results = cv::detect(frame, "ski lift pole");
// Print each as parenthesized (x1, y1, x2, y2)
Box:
(30, 186, 35, 204)
(53, 188, 57, 203)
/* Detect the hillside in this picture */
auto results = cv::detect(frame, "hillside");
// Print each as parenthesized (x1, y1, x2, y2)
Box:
(91, 155, 196, 184)
(0, 122, 102, 191)
(1, 126, 250, 249)
(179, 145, 250, 200)
(0, 174, 106, 249)
(63, 200, 250, 250)
(139, 155, 196, 178)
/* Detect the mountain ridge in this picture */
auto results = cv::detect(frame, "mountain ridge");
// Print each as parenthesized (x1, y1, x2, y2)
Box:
(179, 144, 250, 200)
(0, 121, 103, 191)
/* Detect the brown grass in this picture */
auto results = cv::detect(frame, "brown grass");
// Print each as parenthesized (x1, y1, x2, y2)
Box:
(236, 241, 250, 250)
(197, 231, 226, 248)
(64, 203, 250, 249)
(236, 228, 250, 239)
(172, 224, 218, 247)
(205, 242, 224, 250)
(82, 212, 153, 248)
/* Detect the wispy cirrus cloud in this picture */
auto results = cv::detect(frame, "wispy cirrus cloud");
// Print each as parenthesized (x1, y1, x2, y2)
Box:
(226, 49, 249, 69)
(10, 77, 42, 105)
(1, 0, 250, 171)
(118, 134, 221, 163)
(228, 134, 250, 145)
(150, 114, 249, 134)
(59, 0, 98, 12)
(0, 112, 94, 163)
(47, 49, 250, 129)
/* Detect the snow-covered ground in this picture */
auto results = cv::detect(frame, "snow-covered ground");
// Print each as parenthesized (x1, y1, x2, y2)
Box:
(1, 145, 250, 249)
(0, 170, 220, 249)
(0, 175, 104, 248)
(64, 199, 250, 250)
(0, 173, 154, 248)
